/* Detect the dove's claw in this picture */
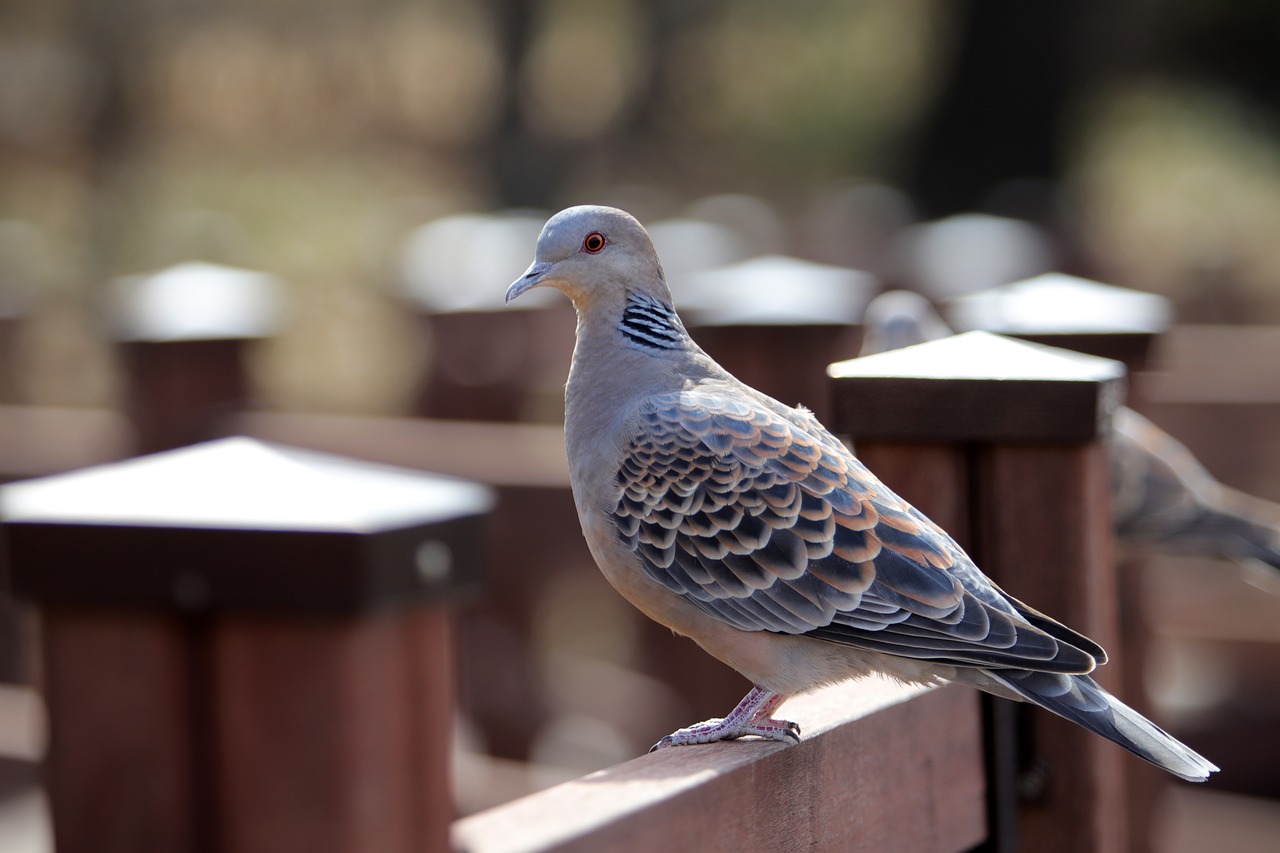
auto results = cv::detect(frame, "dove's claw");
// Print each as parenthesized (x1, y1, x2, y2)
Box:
(649, 716, 800, 751)
(648, 685, 798, 752)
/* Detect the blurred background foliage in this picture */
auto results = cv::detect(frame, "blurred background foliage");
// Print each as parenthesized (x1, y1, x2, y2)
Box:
(3, 0, 1280, 412)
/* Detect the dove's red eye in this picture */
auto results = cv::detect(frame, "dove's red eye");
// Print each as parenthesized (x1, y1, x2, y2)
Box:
(582, 232, 607, 254)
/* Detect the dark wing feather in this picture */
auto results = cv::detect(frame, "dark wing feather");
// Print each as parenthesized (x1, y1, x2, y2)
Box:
(615, 389, 1101, 674)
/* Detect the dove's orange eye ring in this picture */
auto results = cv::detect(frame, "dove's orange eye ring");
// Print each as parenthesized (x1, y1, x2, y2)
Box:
(582, 232, 607, 254)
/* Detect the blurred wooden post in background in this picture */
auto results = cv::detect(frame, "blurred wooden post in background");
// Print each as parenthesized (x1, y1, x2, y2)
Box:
(109, 262, 284, 453)
(3, 438, 493, 853)
(395, 212, 576, 423)
(402, 305, 576, 422)
(683, 255, 875, 423)
(946, 272, 1173, 851)
(830, 330, 1129, 853)
(0, 280, 24, 405)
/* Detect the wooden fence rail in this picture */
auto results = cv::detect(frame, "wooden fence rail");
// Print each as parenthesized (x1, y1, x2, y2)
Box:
(452, 678, 986, 853)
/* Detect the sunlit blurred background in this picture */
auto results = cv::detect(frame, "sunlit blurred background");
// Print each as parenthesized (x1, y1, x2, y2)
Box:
(3, 0, 1280, 849)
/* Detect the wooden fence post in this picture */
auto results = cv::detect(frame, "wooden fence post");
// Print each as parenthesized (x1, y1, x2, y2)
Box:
(0, 281, 24, 405)
(109, 262, 284, 452)
(3, 438, 493, 853)
(396, 212, 576, 423)
(830, 330, 1129, 853)
(945, 272, 1173, 852)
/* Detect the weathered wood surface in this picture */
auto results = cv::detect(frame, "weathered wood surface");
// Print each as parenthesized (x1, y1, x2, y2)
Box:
(452, 677, 987, 853)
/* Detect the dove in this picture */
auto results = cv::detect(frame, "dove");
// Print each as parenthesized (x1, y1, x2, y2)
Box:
(862, 289, 1280, 575)
(505, 206, 1217, 781)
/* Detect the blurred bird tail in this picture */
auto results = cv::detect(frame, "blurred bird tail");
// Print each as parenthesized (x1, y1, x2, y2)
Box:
(1119, 485, 1280, 573)
(985, 669, 1219, 782)
(1208, 488, 1280, 571)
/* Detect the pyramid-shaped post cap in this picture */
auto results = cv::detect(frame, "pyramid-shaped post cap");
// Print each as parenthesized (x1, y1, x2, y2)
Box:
(2, 438, 494, 612)
(945, 273, 1172, 365)
(828, 331, 1125, 442)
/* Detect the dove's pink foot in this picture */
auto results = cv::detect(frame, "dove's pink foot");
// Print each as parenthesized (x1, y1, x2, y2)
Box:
(650, 685, 800, 751)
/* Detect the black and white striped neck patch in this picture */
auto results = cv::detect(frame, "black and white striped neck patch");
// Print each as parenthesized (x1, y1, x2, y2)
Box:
(619, 292, 685, 352)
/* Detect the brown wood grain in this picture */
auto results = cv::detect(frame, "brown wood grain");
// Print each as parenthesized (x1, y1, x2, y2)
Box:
(213, 608, 455, 853)
(452, 678, 987, 853)
(973, 442, 1129, 853)
(849, 440, 1020, 850)
(41, 609, 196, 853)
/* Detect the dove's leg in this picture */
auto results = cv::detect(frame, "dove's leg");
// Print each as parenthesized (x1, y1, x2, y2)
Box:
(650, 685, 800, 751)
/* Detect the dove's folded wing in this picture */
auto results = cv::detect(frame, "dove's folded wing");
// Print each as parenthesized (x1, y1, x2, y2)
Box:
(615, 389, 1103, 674)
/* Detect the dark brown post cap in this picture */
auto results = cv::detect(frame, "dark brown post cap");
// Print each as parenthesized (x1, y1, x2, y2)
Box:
(3, 438, 494, 613)
(828, 330, 1125, 443)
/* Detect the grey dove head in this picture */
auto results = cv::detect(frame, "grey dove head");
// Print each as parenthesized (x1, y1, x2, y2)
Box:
(858, 289, 954, 356)
(506, 205, 668, 309)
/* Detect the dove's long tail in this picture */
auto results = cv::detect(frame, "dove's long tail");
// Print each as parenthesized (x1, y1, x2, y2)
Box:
(984, 669, 1219, 782)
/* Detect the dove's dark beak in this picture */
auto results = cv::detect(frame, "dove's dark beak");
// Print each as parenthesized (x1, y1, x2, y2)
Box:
(506, 261, 552, 304)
